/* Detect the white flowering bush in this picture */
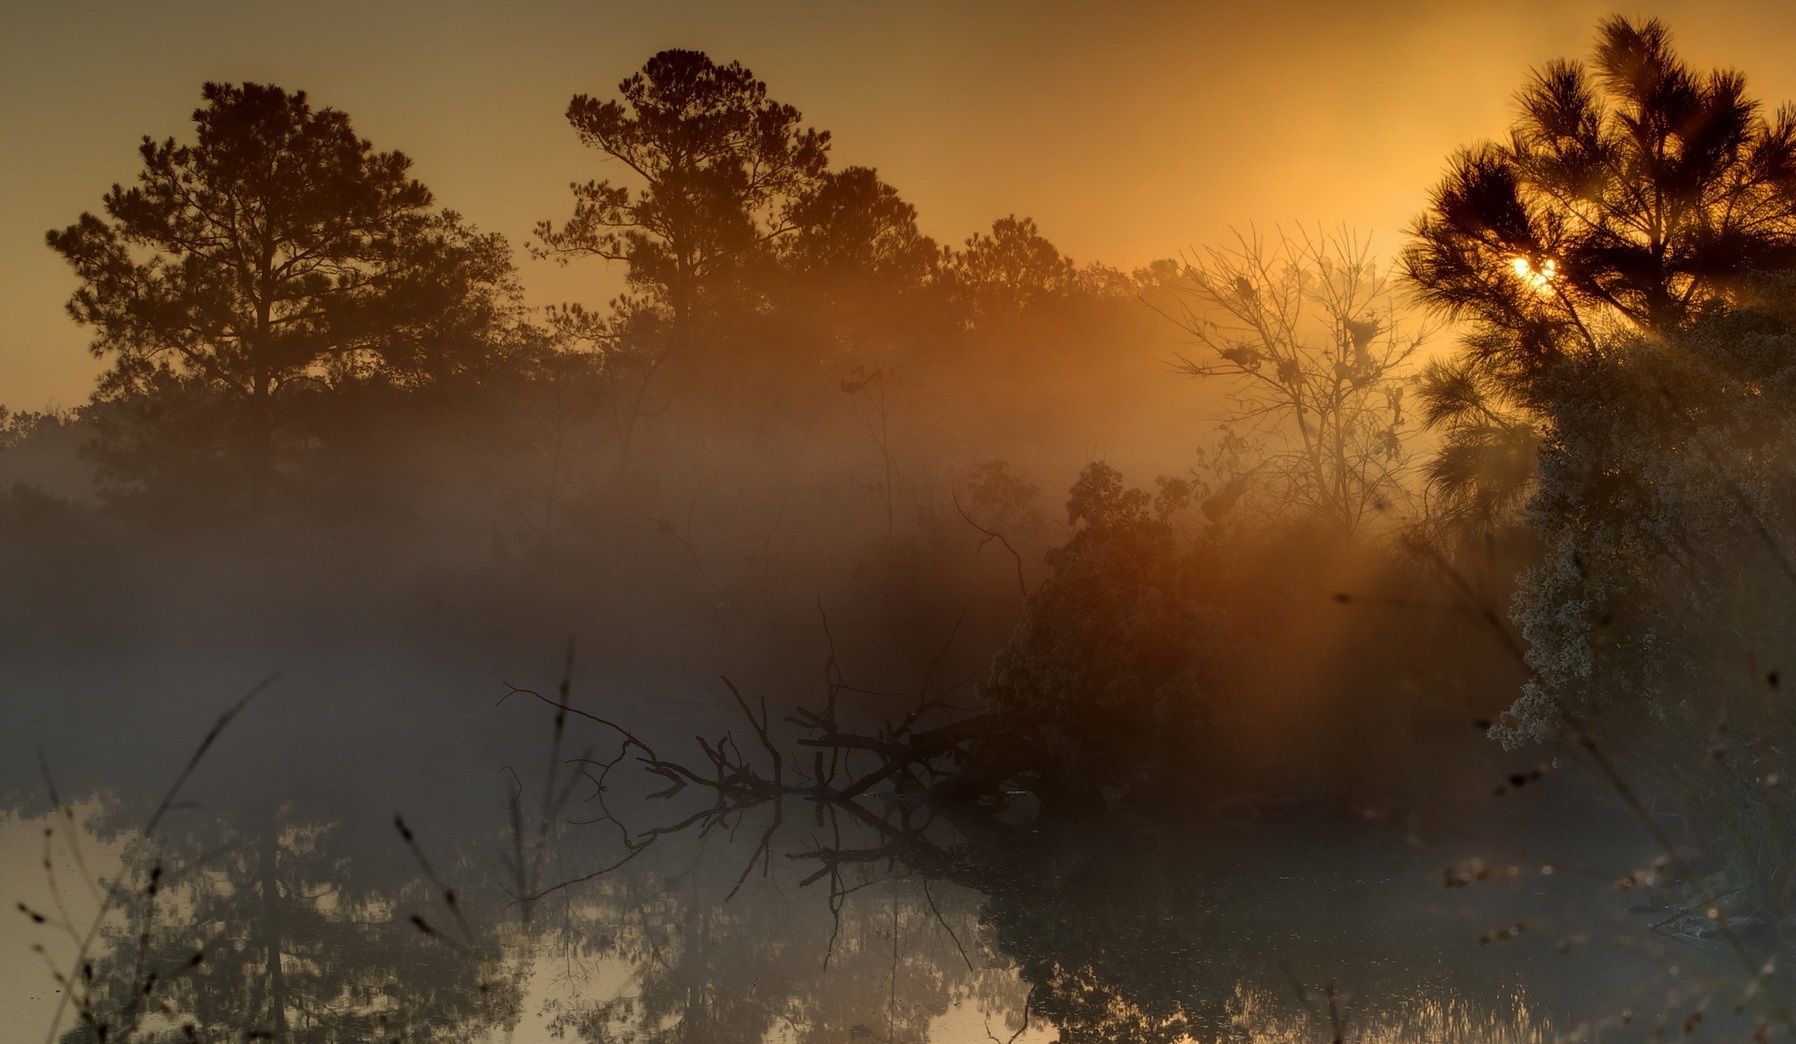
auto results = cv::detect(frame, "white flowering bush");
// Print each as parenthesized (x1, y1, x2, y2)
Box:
(1501, 289, 1796, 905)
(1502, 296, 1796, 743)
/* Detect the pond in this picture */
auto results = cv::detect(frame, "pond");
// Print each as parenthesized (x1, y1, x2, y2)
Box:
(2, 592, 1776, 1043)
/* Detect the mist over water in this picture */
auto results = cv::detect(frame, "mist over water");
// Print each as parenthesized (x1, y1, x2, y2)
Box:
(14, 11, 1796, 1043)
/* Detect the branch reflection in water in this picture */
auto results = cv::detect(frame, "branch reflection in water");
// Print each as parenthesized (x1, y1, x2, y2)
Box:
(15, 654, 1765, 1044)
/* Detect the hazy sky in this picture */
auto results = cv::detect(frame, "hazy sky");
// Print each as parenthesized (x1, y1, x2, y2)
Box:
(6, 0, 1796, 408)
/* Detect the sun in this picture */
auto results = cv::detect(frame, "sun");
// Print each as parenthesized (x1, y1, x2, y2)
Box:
(1509, 256, 1557, 293)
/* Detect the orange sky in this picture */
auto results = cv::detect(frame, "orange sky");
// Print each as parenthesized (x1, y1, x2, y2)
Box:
(6, 0, 1796, 409)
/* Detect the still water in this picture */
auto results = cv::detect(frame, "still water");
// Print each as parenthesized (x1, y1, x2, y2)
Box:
(0, 541, 1780, 1043)
(2, 653, 1776, 1042)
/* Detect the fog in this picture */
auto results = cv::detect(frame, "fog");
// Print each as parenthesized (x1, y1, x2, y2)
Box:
(10, 9, 1796, 1042)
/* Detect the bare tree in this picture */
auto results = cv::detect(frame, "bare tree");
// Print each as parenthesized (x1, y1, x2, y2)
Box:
(1168, 228, 1430, 536)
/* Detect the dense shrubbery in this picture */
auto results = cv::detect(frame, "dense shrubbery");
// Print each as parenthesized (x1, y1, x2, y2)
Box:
(1494, 287, 1796, 909)
(1505, 290, 1796, 745)
(980, 463, 1230, 792)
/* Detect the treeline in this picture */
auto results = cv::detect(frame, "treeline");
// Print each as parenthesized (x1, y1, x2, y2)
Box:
(5, 59, 1187, 536)
(0, 44, 1527, 826)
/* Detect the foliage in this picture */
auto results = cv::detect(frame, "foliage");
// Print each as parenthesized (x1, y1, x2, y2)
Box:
(761, 166, 945, 373)
(533, 49, 831, 323)
(46, 82, 525, 493)
(945, 215, 1080, 323)
(982, 832, 1222, 1044)
(0, 406, 71, 452)
(780, 165, 938, 290)
(1502, 292, 1796, 736)
(1404, 16, 1796, 524)
(1411, 356, 1541, 535)
(1500, 288, 1796, 909)
(333, 211, 536, 389)
(980, 463, 1230, 792)
(961, 459, 1048, 537)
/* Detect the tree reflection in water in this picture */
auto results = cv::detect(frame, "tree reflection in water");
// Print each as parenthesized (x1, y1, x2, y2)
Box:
(40, 802, 522, 1044)
(17, 680, 1728, 1044)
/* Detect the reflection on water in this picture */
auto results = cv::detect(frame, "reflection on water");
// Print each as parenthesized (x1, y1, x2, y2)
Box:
(21, 807, 520, 1043)
(9, 692, 1780, 1043)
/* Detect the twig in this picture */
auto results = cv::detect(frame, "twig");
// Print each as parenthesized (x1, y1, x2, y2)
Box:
(394, 816, 478, 949)
(921, 877, 975, 973)
(951, 491, 1029, 599)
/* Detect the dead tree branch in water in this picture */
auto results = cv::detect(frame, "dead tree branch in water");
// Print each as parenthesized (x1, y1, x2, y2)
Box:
(502, 646, 1016, 905)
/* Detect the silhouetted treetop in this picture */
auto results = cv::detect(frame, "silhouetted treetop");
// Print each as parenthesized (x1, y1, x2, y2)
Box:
(48, 85, 518, 400)
(781, 166, 937, 288)
(345, 210, 530, 387)
(1401, 17, 1796, 528)
(534, 50, 831, 321)
(948, 215, 1078, 321)
(50, 83, 431, 383)
(46, 82, 526, 500)
(1406, 16, 1796, 381)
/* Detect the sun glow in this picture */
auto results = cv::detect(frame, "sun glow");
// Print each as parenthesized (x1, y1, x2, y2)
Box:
(1509, 255, 1557, 293)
